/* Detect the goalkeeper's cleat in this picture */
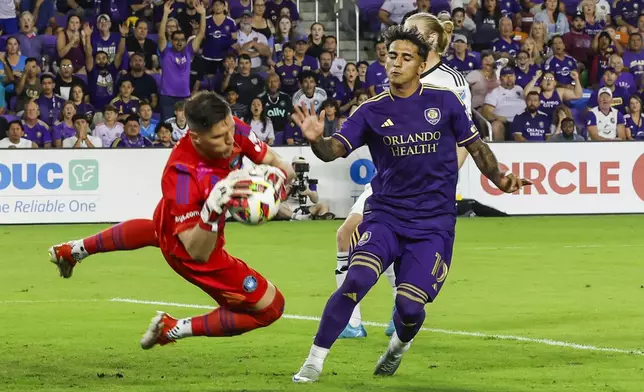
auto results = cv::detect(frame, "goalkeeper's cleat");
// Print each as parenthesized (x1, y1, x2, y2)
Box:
(48, 241, 85, 278)
(140, 311, 178, 350)
(338, 323, 367, 339)
(292, 363, 321, 383)
(384, 320, 395, 337)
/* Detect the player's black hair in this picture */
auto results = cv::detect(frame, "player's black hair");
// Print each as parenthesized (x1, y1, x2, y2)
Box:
(298, 70, 317, 84)
(526, 90, 540, 99)
(7, 120, 23, 131)
(184, 91, 232, 134)
(382, 25, 430, 61)
(39, 73, 55, 83)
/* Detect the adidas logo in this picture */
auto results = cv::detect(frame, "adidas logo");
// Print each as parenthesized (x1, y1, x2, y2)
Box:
(381, 119, 394, 127)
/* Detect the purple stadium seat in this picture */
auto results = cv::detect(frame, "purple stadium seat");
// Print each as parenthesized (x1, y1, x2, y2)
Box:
(41, 35, 57, 59)
(148, 34, 158, 43)
(9, 96, 17, 112)
(273, 131, 284, 145)
(55, 14, 67, 28)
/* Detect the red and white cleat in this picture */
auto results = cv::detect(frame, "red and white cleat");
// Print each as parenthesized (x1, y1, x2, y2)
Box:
(48, 242, 82, 278)
(140, 311, 178, 350)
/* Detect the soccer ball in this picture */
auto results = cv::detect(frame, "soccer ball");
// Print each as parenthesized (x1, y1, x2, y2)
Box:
(230, 175, 280, 225)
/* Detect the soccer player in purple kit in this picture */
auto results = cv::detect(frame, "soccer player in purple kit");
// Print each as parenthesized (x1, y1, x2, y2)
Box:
(291, 25, 530, 383)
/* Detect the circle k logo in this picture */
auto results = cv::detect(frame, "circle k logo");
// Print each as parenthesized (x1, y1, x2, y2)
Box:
(632, 154, 644, 202)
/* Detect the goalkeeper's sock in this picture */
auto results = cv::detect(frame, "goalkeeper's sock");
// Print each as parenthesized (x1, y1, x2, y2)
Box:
(83, 219, 158, 255)
(335, 251, 361, 328)
(191, 289, 285, 337)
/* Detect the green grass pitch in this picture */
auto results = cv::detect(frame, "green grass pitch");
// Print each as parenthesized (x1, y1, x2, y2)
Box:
(2, 216, 643, 392)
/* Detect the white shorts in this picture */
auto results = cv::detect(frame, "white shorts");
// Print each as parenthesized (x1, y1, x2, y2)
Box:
(348, 184, 373, 216)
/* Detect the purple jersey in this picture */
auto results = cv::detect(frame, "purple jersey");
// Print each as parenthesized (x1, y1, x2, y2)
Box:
(623, 50, 644, 86)
(296, 55, 318, 72)
(265, 0, 299, 24)
(22, 120, 51, 147)
(491, 37, 521, 56)
(539, 89, 563, 119)
(35, 94, 64, 126)
(512, 110, 551, 140)
(446, 52, 480, 77)
(331, 85, 480, 234)
(160, 45, 195, 98)
(500, 0, 521, 16)
(561, 0, 581, 15)
(584, 20, 606, 36)
(543, 55, 578, 85)
(600, 71, 637, 95)
(515, 64, 539, 88)
(625, 113, 644, 139)
(366, 61, 389, 94)
(228, 0, 251, 19)
(318, 72, 344, 101)
(203, 15, 237, 61)
(88, 64, 119, 110)
(52, 122, 76, 141)
(112, 134, 153, 148)
(75, 102, 96, 123)
(110, 97, 141, 117)
(612, 0, 640, 26)
(91, 32, 121, 64)
(275, 61, 302, 96)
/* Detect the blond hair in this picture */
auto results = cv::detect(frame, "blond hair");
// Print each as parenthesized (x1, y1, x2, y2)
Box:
(404, 13, 454, 55)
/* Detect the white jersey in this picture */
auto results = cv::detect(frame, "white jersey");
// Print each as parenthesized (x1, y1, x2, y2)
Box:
(166, 117, 189, 141)
(0, 137, 32, 148)
(587, 107, 625, 140)
(292, 87, 328, 113)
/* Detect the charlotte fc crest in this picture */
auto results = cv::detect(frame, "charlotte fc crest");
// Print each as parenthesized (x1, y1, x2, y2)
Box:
(424, 108, 441, 125)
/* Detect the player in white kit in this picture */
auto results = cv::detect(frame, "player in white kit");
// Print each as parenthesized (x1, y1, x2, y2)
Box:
(335, 12, 473, 338)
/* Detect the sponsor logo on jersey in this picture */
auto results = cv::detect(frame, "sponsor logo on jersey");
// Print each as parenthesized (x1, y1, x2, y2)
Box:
(175, 210, 200, 223)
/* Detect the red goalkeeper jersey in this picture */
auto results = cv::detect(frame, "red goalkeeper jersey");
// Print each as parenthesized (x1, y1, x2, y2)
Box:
(154, 117, 268, 265)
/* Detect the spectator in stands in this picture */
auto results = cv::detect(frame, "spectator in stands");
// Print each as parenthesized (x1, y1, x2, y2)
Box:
(511, 91, 551, 141)
(233, 10, 270, 72)
(56, 14, 86, 73)
(112, 115, 153, 148)
(165, 100, 189, 141)
(202, 0, 237, 72)
(0, 52, 14, 109)
(259, 73, 293, 133)
(447, 35, 480, 76)
(247, 97, 275, 144)
(70, 85, 95, 124)
(96, 0, 128, 27)
(53, 101, 77, 144)
(126, 19, 159, 72)
(528, 22, 549, 62)
(120, 53, 159, 110)
(323, 35, 347, 81)
(603, 55, 637, 94)
(549, 117, 585, 141)
(588, 68, 629, 113)
(158, 0, 206, 121)
(15, 12, 44, 59)
(543, 35, 578, 87)
(401, 0, 430, 25)
(524, 70, 582, 120)
(466, 50, 499, 110)
(225, 86, 247, 118)
(491, 17, 520, 56)
(55, 58, 87, 100)
(451, 7, 473, 44)
(230, 0, 252, 21)
(1, 37, 26, 94)
(590, 30, 622, 85)
(176, 0, 202, 36)
(292, 70, 327, 113)
(273, 16, 297, 63)
(284, 120, 306, 145)
(473, 0, 502, 52)
(534, 0, 569, 40)
(623, 33, 644, 86)
(306, 23, 325, 59)
(366, 38, 389, 96)
(163, 17, 180, 46)
(625, 95, 644, 140)
(52, 0, 91, 19)
(562, 12, 592, 71)
(514, 50, 538, 88)
(482, 66, 526, 140)
(321, 99, 340, 137)
(317, 51, 343, 104)
(294, 36, 318, 71)
(349, 89, 370, 114)
(357, 60, 368, 84)
(580, 0, 606, 37)
(0, 120, 36, 148)
(550, 104, 577, 135)
(16, 57, 41, 113)
(379, 0, 416, 32)
(586, 87, 626, 140)
(92, 14, 121, 65)
(221, 54, 265, 106)
(19, 0, 55, 34)
(63, 113, 102, 148)
(152, 122, 175, 148)
(22, 100, 51, 148)
(339, 63, 363, 114)
(137, 101, 158, 140)
(131, 0, 155, 21)
(275, 42, 302, 96)
(93, 105, 123, 146)
(85, 25, 128, 111)
(36, 73, 64, 128)
(265, 0, 299, 26)
(638, 14, 644, 38)
(251, 0, 274, 41)
(0, 1, 17, 35)
(111, 80, 141, 121)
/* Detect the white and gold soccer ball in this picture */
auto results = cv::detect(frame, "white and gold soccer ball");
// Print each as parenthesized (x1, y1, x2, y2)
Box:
(230, 175, 280, 225)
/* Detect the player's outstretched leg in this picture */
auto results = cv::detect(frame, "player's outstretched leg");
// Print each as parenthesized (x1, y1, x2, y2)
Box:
(374, 291, 425, 376)
(140, 282, 285, 349)
(49, 219, 159, 278)
(383, 265, 397, 337)
(335, 213, 367, 339)
(293, 261, 381, 383)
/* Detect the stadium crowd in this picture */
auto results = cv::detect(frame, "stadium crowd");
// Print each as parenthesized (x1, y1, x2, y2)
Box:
(0, 0, 643, 149)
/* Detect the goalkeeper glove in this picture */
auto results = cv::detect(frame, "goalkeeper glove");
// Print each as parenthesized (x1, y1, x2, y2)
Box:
(200, 169, 252, 230)
(250, 164, 289, 201)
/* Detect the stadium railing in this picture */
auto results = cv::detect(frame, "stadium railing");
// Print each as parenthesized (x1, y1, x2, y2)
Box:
(334, 0, 361, 62)
(473, 109, 492, 142)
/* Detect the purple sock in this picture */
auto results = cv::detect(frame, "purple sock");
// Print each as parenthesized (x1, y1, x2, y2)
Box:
(313, 265, 378, 349)
(393, 297, 426, 342)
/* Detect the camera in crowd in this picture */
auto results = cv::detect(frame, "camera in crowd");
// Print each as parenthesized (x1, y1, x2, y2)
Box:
(291, 158, 318, 207)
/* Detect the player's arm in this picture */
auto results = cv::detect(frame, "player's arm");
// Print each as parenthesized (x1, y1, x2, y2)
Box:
(261, 147, 295, 182)
(456, 146, 469, 169)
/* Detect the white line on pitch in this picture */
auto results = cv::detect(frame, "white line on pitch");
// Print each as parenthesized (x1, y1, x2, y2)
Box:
(109, 298, 643, 356)
(470, 244, 644, 251)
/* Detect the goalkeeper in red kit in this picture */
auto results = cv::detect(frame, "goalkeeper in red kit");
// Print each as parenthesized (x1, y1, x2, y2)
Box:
(48, 91, 295, 348)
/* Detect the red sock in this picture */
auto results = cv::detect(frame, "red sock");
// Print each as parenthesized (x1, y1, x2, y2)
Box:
(191, 289, 285, 337)
(83, 219, 159, 255)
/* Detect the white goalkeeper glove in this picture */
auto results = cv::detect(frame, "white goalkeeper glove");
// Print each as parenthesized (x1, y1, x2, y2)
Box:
(250, 164, 289, 201)
(200, 169, 252, 229)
